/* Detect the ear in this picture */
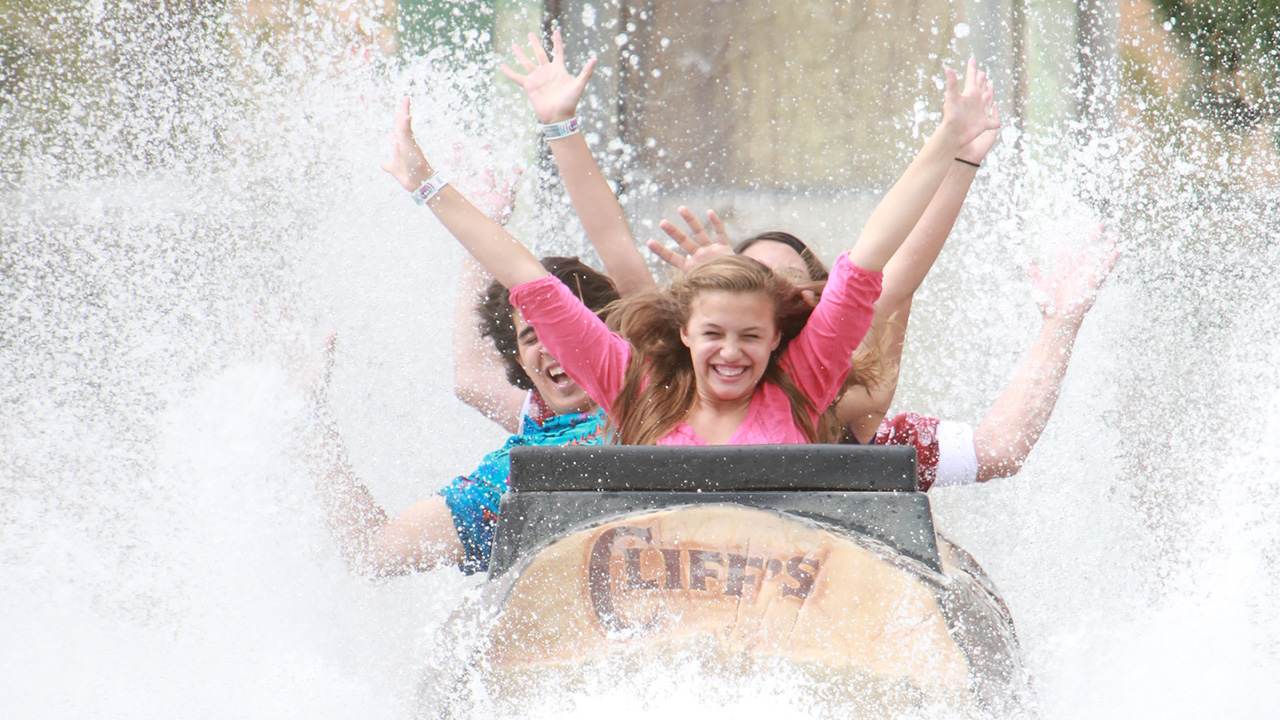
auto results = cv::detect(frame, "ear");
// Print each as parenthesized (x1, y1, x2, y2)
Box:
(679, 323, 692, 348)
(769, 329, 782, 352)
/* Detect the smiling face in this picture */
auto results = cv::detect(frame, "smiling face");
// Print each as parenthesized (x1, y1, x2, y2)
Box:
(679, 290, 781, 406)
(512, 309, 597, 416)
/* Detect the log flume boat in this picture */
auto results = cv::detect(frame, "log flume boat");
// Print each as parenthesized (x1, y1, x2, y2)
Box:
(421, 446, 1032, 718)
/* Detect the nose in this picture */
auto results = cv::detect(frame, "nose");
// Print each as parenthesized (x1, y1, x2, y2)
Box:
(719, 337, 742, 361)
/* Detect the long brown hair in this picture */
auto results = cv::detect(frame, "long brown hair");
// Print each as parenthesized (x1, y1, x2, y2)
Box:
(606, 255, 838, 445)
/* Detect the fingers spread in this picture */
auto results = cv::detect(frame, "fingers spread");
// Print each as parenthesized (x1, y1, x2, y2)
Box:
(707, 209, 730, 245)
(659, 218, 696, 250)
(646, 239, 684, 268)
(530, 32, 551, 65)
(575, 56, 598, 86)
(963, 57, 977, 93)
(511, 43, 535, 72)
(677, 206, 708, 242)
(499, 63, 526, 85)
(551, 28, 565, 62)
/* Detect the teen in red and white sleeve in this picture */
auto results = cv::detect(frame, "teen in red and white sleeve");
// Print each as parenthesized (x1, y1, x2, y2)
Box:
(873, 228, 1119, 491)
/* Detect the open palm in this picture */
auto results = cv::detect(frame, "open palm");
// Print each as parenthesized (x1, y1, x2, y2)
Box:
(500, 30, 596, 124)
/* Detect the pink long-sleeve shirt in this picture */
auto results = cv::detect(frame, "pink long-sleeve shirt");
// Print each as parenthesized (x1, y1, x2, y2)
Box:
(508, 253, 882, 445)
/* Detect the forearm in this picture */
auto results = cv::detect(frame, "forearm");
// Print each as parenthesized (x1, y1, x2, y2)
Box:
(974, 314, 1084, 482)
(452, 256, 525, 433)
(847, 128, 966, 272)
(425, 184, 546, 289)
(839, 297, 912, 440)
(547, 134, 655, 296)
(878, 163, 977, 308)
(853, 165, 977, 422)
(305, 412, 391, 575)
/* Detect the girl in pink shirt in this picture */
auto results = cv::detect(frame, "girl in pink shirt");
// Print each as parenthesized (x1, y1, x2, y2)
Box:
(380, 60, 999, 446)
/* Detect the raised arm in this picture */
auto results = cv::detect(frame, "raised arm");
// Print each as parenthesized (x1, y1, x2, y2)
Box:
(501, 31, 655, 296)
(453, 255, 526, 433)
(302, 335, 465, 576)
(840, 86, 1001, 441)
(974, 228, 1120, 481)
(448, 157, 528, 433)
(381, 97, 546, 289)
(845, 59, 999, 272)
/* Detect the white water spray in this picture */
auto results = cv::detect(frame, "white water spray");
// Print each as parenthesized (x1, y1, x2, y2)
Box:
(2, 2, 1278, 718)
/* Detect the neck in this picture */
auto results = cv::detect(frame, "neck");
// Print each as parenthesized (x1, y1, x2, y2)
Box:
(691, 389, 753, 415)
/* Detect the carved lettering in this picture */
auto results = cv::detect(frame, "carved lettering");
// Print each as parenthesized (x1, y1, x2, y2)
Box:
(687, 550, 723, 591)
(660, 548, 683, 590)
(587, 525, 823, 631)
(781, 556, 820, 599)
(587, 525, 653, 632)
(623, 547, 659, 591)
(723, 554, 763, 597)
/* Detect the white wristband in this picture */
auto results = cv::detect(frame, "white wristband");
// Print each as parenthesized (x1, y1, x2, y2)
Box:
(539, 117, 581, 140)
(411, 171, 449, 205)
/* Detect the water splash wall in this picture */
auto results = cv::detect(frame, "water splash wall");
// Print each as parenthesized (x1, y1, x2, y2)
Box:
(2, 1, 1279, 717)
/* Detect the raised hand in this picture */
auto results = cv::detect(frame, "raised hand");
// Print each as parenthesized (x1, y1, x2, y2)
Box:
(500, 29, 597, 124)
(956, 83, 1000, 165)
(940, 58, 1001, 151)
(380, 97, 433, 191)
(646, 206, 734, 273)
(1029, 224, 1121, 323)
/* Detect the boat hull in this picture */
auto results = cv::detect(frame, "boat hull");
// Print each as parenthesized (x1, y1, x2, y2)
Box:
(427, 505, 1027, 716)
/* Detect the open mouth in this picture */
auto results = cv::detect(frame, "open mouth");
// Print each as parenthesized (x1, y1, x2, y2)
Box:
(546, 366, 574, 388)
(712, 365, 748, 379)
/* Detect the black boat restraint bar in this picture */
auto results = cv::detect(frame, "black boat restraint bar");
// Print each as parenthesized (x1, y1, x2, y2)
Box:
(489, 445, 940, 577)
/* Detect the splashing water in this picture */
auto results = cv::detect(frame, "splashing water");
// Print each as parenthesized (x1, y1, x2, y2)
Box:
(2, 2, 1278, 718)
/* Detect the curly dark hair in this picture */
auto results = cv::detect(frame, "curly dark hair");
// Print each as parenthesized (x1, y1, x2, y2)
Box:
(477, 256, 621, 391)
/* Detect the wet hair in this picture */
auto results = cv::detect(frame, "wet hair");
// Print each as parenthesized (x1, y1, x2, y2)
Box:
(478, 256, 620, 391)
(606, 255, 841, 445)
(735, 231, 889, 398)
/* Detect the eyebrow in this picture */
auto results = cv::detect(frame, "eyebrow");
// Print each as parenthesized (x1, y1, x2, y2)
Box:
(698, 322, 768, 333)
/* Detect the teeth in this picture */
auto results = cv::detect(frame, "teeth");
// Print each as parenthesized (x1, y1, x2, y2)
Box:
(714, 366, 746, 377)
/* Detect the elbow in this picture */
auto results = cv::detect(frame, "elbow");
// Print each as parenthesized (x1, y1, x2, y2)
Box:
(453, 378, 472, 404)
(978, 454, 1025, 483)
(453, 366, 484, 406)
(973, 434, 1030, 482)
(875, 290, 913, 315)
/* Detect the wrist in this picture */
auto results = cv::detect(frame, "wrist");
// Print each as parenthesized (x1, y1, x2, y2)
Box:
(538, 108, 577, 125)
(931, 122, 970, 153)
(410, 169, 450, 205)
(403, 163, 435, 190)
(1040, 311, 1085, 335)
(539, 116, 581, 140)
